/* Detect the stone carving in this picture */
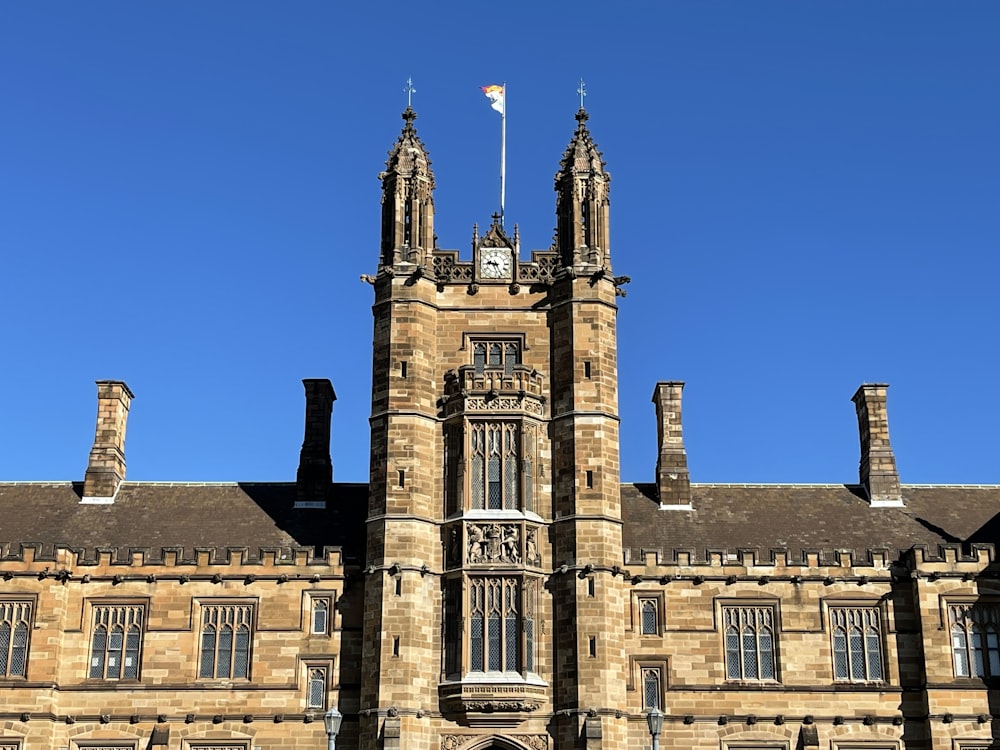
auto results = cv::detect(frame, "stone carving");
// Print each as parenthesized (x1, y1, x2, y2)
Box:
(467, 524, 485, 562)
(515, 735, 549, 750)
(467, 523, 521, 564)
(503, 526, 520, 563)
(464, 396, 543, 415)
(442, 734, 547, 750)
(463, 700, 540, 712)
(485, 524, 502, 560)
(447, 527, 460, 567)
(526, 528, 539, 565)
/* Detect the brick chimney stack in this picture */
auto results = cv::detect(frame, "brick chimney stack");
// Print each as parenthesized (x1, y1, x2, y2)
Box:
(652, 381, 692, 509)
(82, 380, 134, 504)
(295, 379, 336, 509)
(851, 383, 903, 507)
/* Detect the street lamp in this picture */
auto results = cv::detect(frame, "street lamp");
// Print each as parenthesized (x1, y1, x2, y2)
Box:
(323, 707, 343, 750)
(646, 707, 663, 750)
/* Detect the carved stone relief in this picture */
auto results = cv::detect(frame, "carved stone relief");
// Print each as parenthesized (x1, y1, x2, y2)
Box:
(467, 523, 520, 564)
(447, 526, 461, 568)
(442, 734, 548, 750)
(525, 527, 540, 566)
(465, 397, 543, 415)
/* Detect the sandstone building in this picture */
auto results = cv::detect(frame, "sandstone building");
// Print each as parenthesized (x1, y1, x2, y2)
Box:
(1, 107, 999, 750)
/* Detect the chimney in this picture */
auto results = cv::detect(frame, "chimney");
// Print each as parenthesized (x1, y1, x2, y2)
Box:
(295, 379, 336, 509)
(652, 381, 692, 509)
(851, 383, 903, 507)
(82, 380, 134, 504)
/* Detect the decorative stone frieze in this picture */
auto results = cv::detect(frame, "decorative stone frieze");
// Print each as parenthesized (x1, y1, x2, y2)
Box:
(442, 366, 545, 418)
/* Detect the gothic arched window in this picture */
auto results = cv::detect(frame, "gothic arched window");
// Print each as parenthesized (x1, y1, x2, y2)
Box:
(447, 575, 538, 678)
(831, 606, 883, 682)
(199, 604, 253, 679)
(0, 600, 31, 677)
(89, 604, 143, 680)
(950, 603, 1000, 678)
(723, 605, 777, 681)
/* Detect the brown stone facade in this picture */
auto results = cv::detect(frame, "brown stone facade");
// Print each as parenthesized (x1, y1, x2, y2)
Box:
(0, 543, 353, 749)
(1, 108, 998, 750)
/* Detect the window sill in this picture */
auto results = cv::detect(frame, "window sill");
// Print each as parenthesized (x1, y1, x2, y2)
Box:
(458, 509, 545, 523)
(195, 677, 252, 686)
(441, 671, 548, 687)
(725, 679, 782, 688)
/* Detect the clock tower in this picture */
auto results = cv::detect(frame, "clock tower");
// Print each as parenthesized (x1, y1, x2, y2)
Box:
(362, 105, 627, 750)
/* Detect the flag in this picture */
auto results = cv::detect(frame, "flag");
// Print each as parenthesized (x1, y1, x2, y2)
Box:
(481, 84, 504, 114)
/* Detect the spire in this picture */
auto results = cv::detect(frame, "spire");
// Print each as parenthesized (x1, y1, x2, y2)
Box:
(379, 107, 436, 268)
(554, 107, 611, 271)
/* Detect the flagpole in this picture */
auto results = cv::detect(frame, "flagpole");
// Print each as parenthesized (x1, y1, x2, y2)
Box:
(500, 81, 507, 227)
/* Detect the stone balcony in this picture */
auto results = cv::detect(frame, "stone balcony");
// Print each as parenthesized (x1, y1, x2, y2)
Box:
(439, 674, 548, 726)
(440, 365, 546, 419)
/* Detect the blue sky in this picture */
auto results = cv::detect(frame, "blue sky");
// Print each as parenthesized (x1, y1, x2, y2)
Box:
(2, 2, 997, 485)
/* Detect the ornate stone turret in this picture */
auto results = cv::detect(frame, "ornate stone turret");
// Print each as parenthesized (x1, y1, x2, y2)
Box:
(554, 108, 611, 271)
(548, 108, 628, 748)
(379, 107, 435, 269)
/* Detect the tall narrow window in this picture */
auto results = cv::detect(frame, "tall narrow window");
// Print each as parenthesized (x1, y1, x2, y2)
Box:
(951, 603, 1000, 678)
(640, 598, 659, 636)
(444, 579, 461, 679)
(504, 343, 518, 376)
(90, 604, 143, 679)
(199, 604, 253, 679)
(524, 579, 536, 673)
(831, 606, 883, 682)
(723, 605, 777, 681)
(470, 422, 519, 510)
(466, 576, 534, 674)
(522, 423, 536, 514)
(444, 425, 463, 516)
(403, 201, 412, 246)
(0, 600, 32, 678)
(642, 667, 661, 709)
(472, 339, 520, 375)
(311, 598, 330, 635)
(307, 667, 327, 709)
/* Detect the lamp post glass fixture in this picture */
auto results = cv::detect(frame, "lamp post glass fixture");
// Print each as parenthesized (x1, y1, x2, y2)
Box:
(646, 707, 663, 750)
(324, 707, 343, 750)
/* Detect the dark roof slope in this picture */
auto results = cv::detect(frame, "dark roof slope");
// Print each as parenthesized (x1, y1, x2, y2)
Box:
(0, 482, 367, 564)
(2, 481, 997, 567)
(621, 483, 1000, 563)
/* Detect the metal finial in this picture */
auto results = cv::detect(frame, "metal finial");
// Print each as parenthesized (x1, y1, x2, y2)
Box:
(577, 78, 587, 109)
(404, 77, 416, 108)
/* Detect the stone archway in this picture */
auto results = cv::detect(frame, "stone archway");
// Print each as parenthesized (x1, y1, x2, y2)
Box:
(444, 734, 547, 750)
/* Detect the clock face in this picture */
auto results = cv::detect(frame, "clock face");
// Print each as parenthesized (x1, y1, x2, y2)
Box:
(480, 247, 512, 279)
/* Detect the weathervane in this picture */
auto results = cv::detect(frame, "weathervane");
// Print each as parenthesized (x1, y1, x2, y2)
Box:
(404, 77, 416, 108)
(577, 78, 587, 109)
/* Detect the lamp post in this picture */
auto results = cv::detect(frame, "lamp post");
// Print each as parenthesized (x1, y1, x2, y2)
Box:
(646, 707, 663, 750)
(323, 707, 342, 750)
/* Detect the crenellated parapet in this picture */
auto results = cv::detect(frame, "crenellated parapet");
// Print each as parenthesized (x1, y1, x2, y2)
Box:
(430, 248, 559, 288)
(0, 542, 346, 574)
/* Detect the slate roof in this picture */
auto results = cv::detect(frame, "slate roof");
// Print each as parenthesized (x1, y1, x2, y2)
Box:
(1, 481, 998, 566)
(621, 483, 1000, 563)
(0, 482, 367, 564)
